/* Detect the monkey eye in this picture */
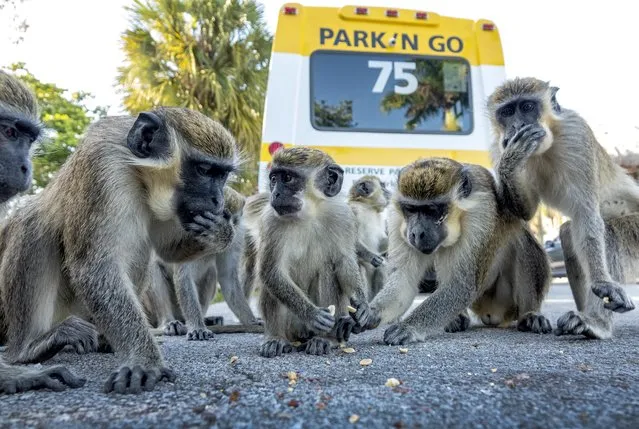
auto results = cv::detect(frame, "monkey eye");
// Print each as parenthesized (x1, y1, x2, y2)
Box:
(521, 101, 535, 113)
(282, 173, 293, 183)
(2, 125, 18, 140)
(499, 106, 515, 118)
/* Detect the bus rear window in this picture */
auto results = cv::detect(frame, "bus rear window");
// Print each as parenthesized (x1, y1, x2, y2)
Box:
(310, 51, 472, 134)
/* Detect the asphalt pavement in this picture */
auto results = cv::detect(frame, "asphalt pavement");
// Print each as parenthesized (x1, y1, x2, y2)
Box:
(2, 282, 639, 429)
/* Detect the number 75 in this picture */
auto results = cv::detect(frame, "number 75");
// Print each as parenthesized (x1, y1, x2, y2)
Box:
(368, 60, 418, 95)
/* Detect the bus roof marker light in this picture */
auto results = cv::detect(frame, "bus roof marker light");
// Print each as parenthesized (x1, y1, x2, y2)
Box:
(354, 7, 368, 15)
(415, 11, 428, 20)
(482, 23, 495, 31)
(283, 6, 297, 15)
(268, 141, 284, 155)
(386, 9, 398, 18)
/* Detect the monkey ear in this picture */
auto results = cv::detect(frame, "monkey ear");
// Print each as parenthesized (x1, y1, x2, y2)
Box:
(127, 111, 170, 159)
(317, 164, 344, 197)
(459, 167, 472, 198)
(550, 86, 560, 97)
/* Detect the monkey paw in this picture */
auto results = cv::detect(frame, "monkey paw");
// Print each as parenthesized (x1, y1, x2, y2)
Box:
(204, 316, 224, 326)
(444, 313, 471, 333)
(163, 321, 187, 336)
(554, 311, 611, 339)
(592, 281, 635, 313)
(184, 212, 230, 238)
(504, 124, 546, 155)
(104, 365, 176, 394)
(383, 323, 419, 346)
(335, 316, 357, 342)
(309, 307, 335, 333)
(64, 316, 100, 355)
(349, 298, 372, 330)
(260, 339, 293, 358)
(0, 366, 86, 395)
(370, 255, 385, 268)
(517, 312, 552, 334)
(304, 337, 332, 355)
(187, 328, 213, 341)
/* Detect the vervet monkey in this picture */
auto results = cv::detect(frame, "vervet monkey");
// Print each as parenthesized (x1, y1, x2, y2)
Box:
(249, 147, 370, 357)
(347, 175, 390, 301)
(0, 70, 86, 394)
(143, 186, 262, 340)
(350, 158, 552, 345)
(488, 77, 639, 339)
(0, 107, 238, 393)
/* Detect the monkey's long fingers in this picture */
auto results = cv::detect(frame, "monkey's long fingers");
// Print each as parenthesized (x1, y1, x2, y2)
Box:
(128, 366, 145, 394)
(45, 365, 86, 389)
(112, 367, 132, 394)
(160, 367, 177, 383)
(592, 282, 635, 313)
(311, 309, 335, 333)
(103, 371, 118, 393)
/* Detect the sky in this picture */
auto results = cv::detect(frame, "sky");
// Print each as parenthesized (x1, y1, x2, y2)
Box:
(1, 0, 637, 153)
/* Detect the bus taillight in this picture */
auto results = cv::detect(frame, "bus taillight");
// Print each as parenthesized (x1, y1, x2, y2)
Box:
(268, 142, 284, 155)
(355, 7, 368, 15)
(386, 9, 398, 18)
(415, 11, 428, 20)
(283, 6, 297, 15)
(482, 23, 495, 31)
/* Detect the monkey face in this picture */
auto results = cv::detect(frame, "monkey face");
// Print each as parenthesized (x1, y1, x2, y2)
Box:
(496, 98, 543, 146)
(269, 167, 305, 216)
(174, 156, 234, 227)
(400, 201, 449, 254)
(0, 114, 39, 203)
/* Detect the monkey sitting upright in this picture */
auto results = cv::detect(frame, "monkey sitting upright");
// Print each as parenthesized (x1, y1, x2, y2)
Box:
(0, 70, 86, 395)
(0, 107, 238, 394)
(248, 147, 370, 357)
(143, 186, 263, 340)
(348, 158, 552, 345)
(488, 77, 639, 339)
(347, 175, 391, 301)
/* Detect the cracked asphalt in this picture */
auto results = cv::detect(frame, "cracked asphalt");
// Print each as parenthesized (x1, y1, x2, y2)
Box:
(1, 283, 638, 428)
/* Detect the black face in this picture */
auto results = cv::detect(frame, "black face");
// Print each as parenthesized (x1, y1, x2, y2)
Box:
(497, 98, 541, 145)
(175, 155, 234, 226)
(0, 112, 40, 203)
(401, 200, 449, 254)
(269, 167, 305, 216)
(127, 111, 171, 159)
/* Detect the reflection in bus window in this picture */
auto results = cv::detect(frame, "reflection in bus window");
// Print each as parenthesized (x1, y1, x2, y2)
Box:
(310, 51, 472, 134)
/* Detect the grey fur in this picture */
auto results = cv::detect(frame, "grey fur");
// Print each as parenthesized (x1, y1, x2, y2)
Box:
(143, 195, 263, 340)
(352, 159, 552, 345)
(0, 110, 237, 394)
(250, 149, 370, 357)
(0, 71, 87, 394)
(489, 78, 639, 339)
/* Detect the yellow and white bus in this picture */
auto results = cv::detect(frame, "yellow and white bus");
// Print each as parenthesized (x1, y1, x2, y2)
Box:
(259, 3, 506, 191)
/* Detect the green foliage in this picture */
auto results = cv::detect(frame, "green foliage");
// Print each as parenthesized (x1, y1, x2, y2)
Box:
(118, 0, 273, 195)
(313, 100, 356, 128)
(4, 63, 106, 190)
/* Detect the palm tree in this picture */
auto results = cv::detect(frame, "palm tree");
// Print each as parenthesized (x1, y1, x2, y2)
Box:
(117, 0, 272, 194)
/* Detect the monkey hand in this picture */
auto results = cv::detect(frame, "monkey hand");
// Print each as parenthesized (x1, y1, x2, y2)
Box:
(187, 327, 213, 341)
(250, 317, 265, 326)
(503, 124, 546, 163)
(335, 316, 357, 342)
(349, 297, 373, 330)
(184, 211, 234, 247)
(383, 322, 419, 346)
(309, 307, 335, 333)
(104, 365, 176, 394)
(592, 281, 635, 313)
(0, 366, 86, 394)
(163, 320, 187, 336)
(370, 254, 385, 268)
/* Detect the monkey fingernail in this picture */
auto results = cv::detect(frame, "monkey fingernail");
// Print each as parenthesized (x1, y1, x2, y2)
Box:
(359, 358, 372, 366)
(347, 305, 357, 313)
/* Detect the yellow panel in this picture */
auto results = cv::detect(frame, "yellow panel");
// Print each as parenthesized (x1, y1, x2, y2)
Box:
(260, 143, 491, 168)
(272, 3, 504, 66)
